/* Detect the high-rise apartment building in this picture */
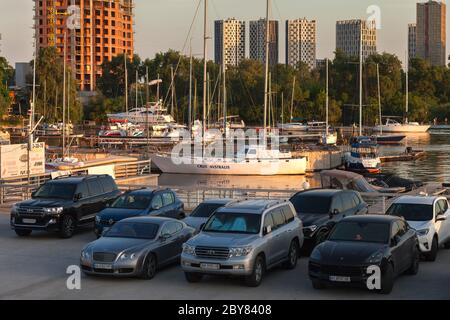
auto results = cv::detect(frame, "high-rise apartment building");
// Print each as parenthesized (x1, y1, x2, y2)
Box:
(249, 19, 279, 66)
(34, 0, 134, 91)
(416, 1, 446, 66)
(214, 19, 246, 67)
(336, 19, 377, 60)
(408, 23, 417, 61)
(285, 18, 317, 70)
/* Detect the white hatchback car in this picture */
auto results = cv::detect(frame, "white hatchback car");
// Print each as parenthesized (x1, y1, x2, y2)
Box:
(386, 196, 450, 261)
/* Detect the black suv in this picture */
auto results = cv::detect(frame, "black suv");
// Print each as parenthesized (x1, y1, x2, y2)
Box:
(289, 189, 368, 249)
(10, 175, 121, 238)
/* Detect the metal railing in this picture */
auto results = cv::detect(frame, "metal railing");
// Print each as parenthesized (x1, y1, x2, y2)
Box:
(0, 160, 151, 205)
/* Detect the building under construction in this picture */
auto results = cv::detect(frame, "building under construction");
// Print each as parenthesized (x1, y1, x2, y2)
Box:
(34, 0, 134, 91)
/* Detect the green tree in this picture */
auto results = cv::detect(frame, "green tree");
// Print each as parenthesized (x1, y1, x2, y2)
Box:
(29, 47, 82, 123)
(0, 57, 14, 116)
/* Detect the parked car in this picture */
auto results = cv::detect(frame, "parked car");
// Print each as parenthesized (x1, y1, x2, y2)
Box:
(183, 199, 235, 231)
(10, 175, 120, 238)
(386, 196, 450, 261)
(94, 188, 184, 237)
(289, 189, 368, 248)
(81, 217, 195, 279)
(309, 215, 420, 294)
(181, 199, 304, 287)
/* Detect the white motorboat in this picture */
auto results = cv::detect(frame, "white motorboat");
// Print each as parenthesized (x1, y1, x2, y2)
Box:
(107, 103, 176, 125)
(212, 116, 246, 130)
(277, 122, 308, 132)
(373, 118, 430, 133)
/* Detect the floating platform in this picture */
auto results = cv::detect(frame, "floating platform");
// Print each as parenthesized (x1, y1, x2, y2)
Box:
(380, 150, 425, 163)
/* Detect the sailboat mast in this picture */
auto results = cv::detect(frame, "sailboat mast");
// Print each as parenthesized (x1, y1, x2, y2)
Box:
(263, 0, 270, 131)
(326, 59, 329, 136)
(405, 55, 409, 124)
(188, 43, 193, 131)
(202, 0, 208, 146)
(377, 63, 382, 135)
(124, 53, 129, 114)
(171, 65, 175, 117)
(222, 46, 227, 137)
(62, 32, 67, 158)
(359, 24, 363, 136)
(135, 70, 138, 109)
(290, 76, 296, 121)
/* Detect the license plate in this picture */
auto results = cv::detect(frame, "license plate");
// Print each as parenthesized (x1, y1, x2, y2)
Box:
(94, 263, 113, 270)
(200, 263, 220, 270)
(329, 275, 351, 282)
(22, 219, 36, 224)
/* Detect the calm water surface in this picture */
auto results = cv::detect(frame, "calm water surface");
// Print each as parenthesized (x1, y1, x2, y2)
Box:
(380, 133, 450, 183)
(153, 133, 450, 189)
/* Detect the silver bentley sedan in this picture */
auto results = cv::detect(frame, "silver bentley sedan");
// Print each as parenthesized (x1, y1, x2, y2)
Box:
(80, 216, 195, 279)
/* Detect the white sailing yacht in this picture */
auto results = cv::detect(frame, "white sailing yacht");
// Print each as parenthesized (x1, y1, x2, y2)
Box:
(152, 0, 307, 176)
(344, 28, 381, 173)
(373, 63, 430, 133)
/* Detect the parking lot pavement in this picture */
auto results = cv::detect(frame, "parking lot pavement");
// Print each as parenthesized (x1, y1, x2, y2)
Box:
(0, 213, 449, 300)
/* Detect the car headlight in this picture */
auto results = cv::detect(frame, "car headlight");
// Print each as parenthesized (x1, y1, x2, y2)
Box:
(304, 225, 318, 232)
(119, 252, 137, 261)
(416, 229, 429, 236)
(182, 243, 196, 256)
(11, 204, 19, 214)
(366, 251, 384, 264)
(81, 250, 91, 260)
(310, 248, 322, 261)
(229, 246, 253, 258)
(43, 207, 64, 215)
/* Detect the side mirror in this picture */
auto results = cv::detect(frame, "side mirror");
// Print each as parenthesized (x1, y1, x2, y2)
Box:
(263, 225, 272, 235)
(74, 193, 82, 201)
(159, 233, 170, 241)
(390, 236, 399, 247)
(199, 223, 206, 231)
(101, 227, 110, 237)
(329, 209, 339, 219)
(436, 215, 447, 222)
(152, 203, 161, 210)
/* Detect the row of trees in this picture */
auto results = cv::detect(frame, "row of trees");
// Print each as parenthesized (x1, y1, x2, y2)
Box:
(6, 48, 450, 126)
(92, 50, 450, 126)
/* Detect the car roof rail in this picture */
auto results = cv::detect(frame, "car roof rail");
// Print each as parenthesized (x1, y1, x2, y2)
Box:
(263, 200, 284, 210)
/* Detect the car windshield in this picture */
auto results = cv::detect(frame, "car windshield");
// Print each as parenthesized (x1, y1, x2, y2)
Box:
(203, 212, 261, 234)
(190, 203, 225, 218)
(290, 195, 331, 214)
(104, 222, 159, 240)
(329, 221, 390, 244)
(386, 203, 433, 221)
(33, 183, 76, 200)
(111, 194, 151, 210)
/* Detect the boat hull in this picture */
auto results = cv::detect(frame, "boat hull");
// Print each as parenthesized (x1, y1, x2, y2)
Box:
(373, 134, 406, 144)
(344, 153, 381, 174)
(373, 125, 430, 133)
(151, 155, 307, 176)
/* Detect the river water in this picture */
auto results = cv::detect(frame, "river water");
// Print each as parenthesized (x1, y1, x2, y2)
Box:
(153, 133, 450, 189)
(380, 133, 450, 184)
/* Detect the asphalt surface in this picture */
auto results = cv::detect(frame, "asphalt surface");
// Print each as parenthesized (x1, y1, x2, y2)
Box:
(0, 211, 449, 300)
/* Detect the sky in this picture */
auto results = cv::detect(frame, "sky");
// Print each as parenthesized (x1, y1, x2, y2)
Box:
(0, 0, 447, 67)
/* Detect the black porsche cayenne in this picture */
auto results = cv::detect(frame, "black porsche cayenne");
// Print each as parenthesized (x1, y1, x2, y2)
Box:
(308, 215, 420, 294)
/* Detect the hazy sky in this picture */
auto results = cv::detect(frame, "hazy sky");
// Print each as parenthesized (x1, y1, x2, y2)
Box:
(0, 0, 447, 67)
